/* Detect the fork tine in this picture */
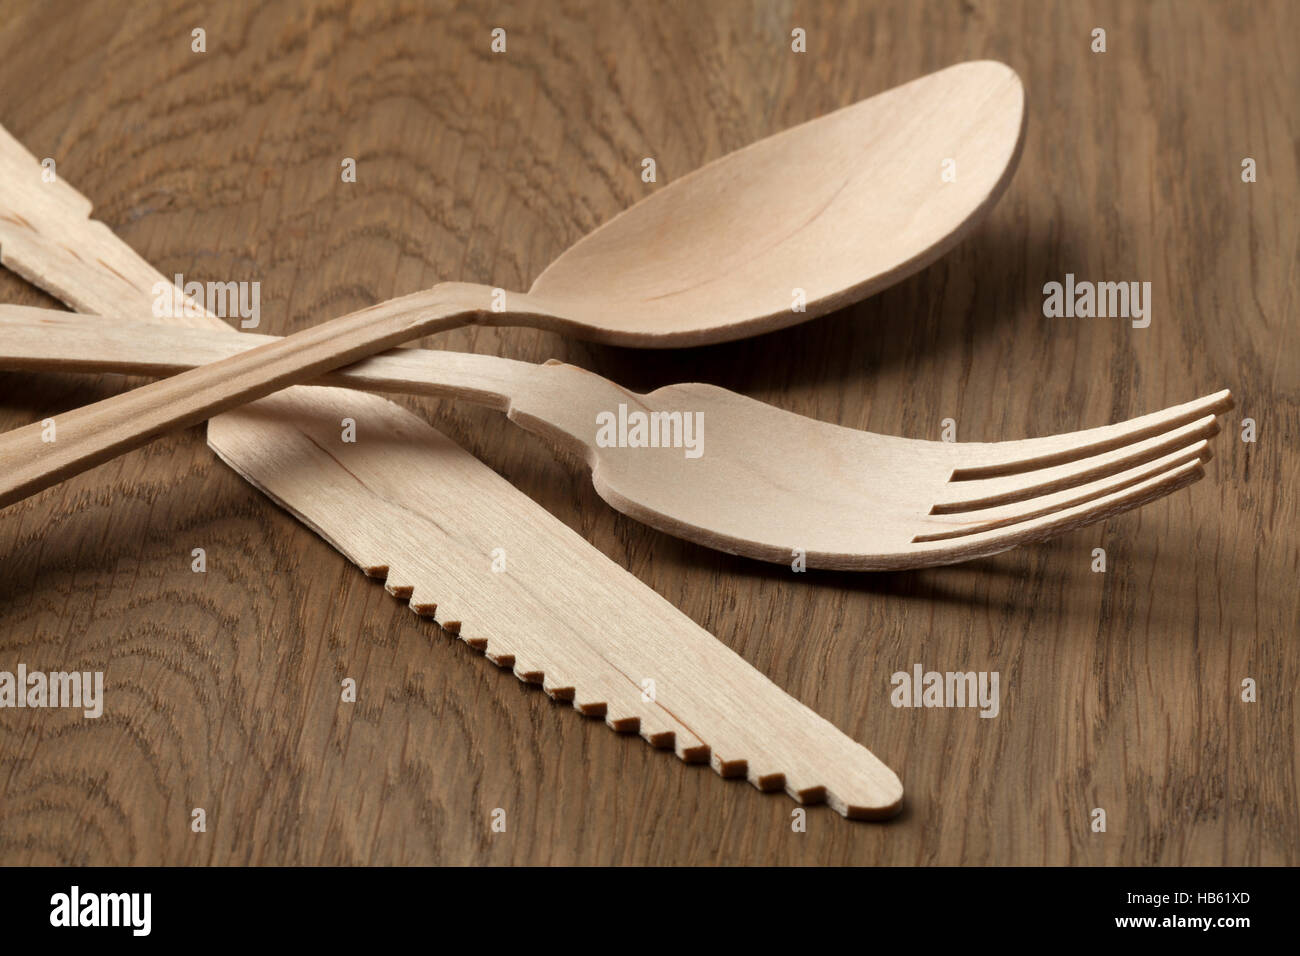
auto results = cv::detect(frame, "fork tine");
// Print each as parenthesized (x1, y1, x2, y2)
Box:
(933, 415, 1219, 513)
(910, 458, 1205, 553)
(950, 389, 1233, 480)
(915, 440, 1210, 542)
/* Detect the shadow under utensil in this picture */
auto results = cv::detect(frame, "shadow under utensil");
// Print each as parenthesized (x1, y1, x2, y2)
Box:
(0, 369, 146, 428)
(0, 447, 262, 609)
(612, 521, 1029, 615)
(569, 215, 1047, 398)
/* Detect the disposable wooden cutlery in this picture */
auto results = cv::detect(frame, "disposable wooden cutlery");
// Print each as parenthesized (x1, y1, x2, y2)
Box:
(0, 126, 910, 819)
(0, 307, 1231, 570)
(210, 387, 906, 818)
(0, 60, 1025, 350)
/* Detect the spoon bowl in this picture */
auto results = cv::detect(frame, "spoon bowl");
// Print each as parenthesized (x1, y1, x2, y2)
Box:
(0, 62, 1024, 349)
(524, 59, 1026, 345)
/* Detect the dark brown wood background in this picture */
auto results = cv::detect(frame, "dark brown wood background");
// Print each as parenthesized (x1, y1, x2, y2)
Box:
(0, 0, 1294, 865)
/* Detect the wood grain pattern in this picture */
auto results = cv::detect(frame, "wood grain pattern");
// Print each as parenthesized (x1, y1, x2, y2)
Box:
(0, 0, 1296, 864)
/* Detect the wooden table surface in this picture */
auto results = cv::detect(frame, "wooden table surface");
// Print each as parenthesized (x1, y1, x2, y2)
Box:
(0, 0, 1295, 866)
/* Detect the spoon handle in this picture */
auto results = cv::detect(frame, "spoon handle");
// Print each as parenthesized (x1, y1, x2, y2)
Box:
(0, 290, 498, 509)
(0, 305, 543, 407)
(1, 306, 654, 513)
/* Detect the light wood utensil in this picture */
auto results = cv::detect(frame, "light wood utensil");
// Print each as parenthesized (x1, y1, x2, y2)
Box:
(0, 307, 1232, 570)
(0, 128, 904, 819)
(210, 387, 905, 819)
(0, 61, 1026, 351)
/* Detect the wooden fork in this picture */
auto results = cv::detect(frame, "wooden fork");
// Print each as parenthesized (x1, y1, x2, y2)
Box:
(0, 307, 1232, 570)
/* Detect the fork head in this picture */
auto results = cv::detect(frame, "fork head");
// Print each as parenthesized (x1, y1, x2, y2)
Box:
(579, 384, 1232, 570)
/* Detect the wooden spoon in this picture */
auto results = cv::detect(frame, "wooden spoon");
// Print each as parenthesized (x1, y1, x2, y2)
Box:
(516, 59, 1027, 345)
(0, 308, 1230, 570)
(0, 61, 1024, 349)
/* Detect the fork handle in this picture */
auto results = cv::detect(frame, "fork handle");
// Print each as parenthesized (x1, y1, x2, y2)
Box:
(0, 291, 491, 509)
(0, 307, 626, 509)
(0, 306, 540, 408)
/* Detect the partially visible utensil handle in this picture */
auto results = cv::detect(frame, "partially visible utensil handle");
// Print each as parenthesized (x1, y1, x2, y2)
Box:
(0, 291, 487, 509)
(0, 305, 538, 408)
(0, 305, 629, 481)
